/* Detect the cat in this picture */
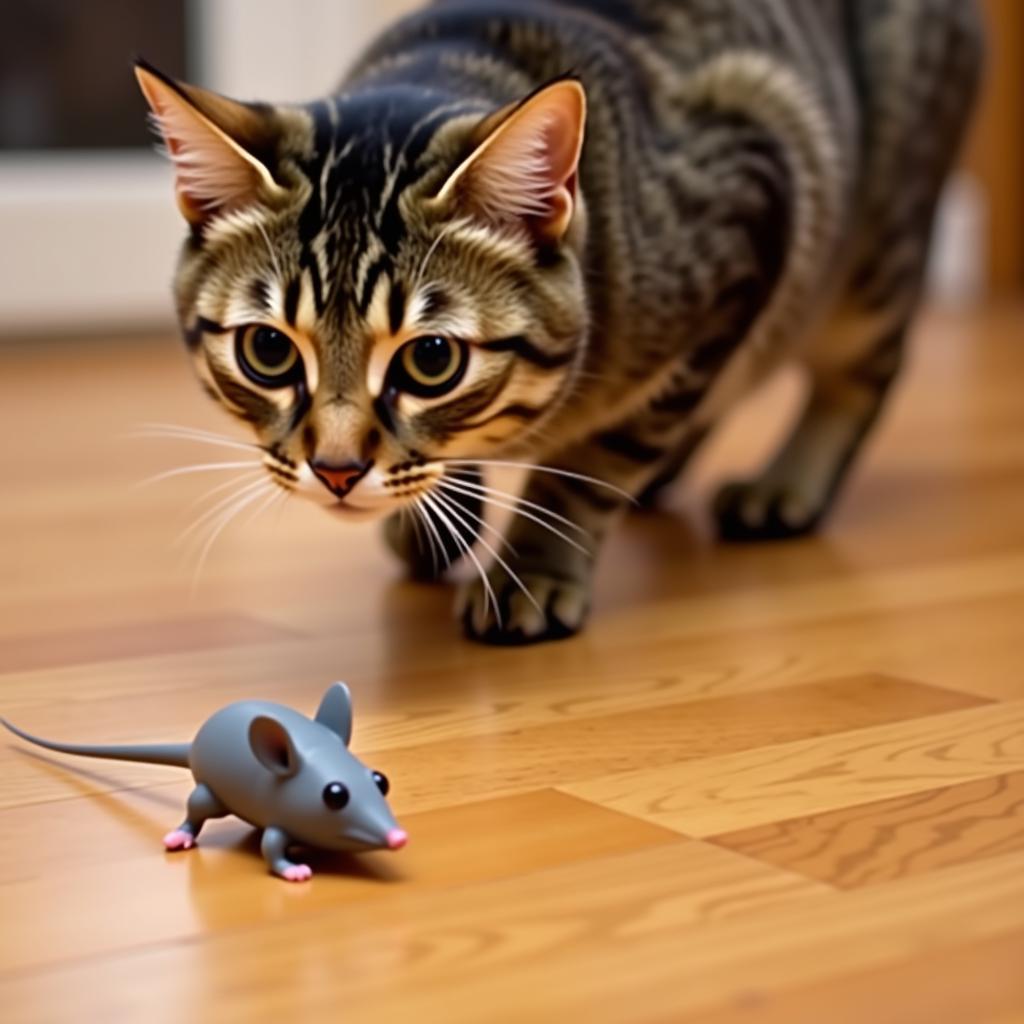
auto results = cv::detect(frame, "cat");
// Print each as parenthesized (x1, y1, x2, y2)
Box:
(136, 0, 983, 644)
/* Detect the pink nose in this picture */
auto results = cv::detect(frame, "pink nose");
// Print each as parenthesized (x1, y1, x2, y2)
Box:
(310, 459, 371, 497)
(385, 828, 408, 850)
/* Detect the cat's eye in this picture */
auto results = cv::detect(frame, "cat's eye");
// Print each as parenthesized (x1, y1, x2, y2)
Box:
(390, 335, 467, 398)
(322, 781, 350, 810)
(236, 325, 303, 388)
(372, 770, 390, 796)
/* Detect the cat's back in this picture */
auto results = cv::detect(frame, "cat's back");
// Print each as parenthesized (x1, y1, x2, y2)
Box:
(374, 0, 854, 75)
(354, 0, 861, 164)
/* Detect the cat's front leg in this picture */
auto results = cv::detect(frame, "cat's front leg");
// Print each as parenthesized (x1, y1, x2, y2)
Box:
(456, 511, 596, 645)
(458, 412, 699, 645)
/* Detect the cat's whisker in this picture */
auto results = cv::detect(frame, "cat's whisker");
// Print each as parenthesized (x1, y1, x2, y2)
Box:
(412, 497, 454, 574)
(436, 478, 591, 558)
(271, 485, 294, 528)
(437, 473, 591, 537)
(254, 220, 284, 288)
(189, 481, 275, 592)
(189, 469, 267, 510)
(412, 221, 458, 296)
(400, 505, 438, 578)
(419, 493, 501, 627)
(134, 460, 262, 489)
(426, 487, 518, 557)
(408, 504, 440, 578)
(429, 491, 541, 616)
(176, 475, 271, 548)
(129, 425, 264, 456)
(133, 422, 261, 445)
(444, 458, 637, 504)
(241, 481, 289, 530)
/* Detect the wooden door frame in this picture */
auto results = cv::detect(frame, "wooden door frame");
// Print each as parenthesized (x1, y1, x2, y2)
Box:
(966, 0, 1024, 295)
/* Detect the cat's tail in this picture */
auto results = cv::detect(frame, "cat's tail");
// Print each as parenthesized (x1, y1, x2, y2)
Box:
(1, 718, 191, 768)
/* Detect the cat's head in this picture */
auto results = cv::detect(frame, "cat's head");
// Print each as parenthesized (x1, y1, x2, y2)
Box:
(136, 61, 588, 519)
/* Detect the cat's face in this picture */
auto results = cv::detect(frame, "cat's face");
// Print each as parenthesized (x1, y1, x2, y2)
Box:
(137, 63, 588, 520)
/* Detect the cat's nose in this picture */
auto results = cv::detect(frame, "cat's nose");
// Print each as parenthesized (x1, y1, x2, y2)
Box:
(310, 459, 372, 498)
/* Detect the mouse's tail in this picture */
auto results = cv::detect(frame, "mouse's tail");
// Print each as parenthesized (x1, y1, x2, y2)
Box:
(1, 718, 191, 768)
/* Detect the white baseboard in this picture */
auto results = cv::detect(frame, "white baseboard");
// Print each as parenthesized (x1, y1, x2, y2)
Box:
(0, 153, 182, 334)
(928, 174, 989, 306)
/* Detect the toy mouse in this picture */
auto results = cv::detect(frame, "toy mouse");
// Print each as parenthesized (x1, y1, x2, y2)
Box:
(2, 682, 406, 881)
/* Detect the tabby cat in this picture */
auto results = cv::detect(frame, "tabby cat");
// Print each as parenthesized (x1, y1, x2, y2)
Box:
(137, 0, 983, 644)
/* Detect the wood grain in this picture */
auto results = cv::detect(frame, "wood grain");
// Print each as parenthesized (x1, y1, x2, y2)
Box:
(563, 700, 1024, 836)
(712, 771, 1024, 888)
(0, 790, 680, 973)
(5, 849, 1020, 1024)
(1, 674, 978, 814)
(678, 928, 1024, 1024)
(368, 675, 983, 814)
(1, 306, 1023, 1021)
(965, 0, 1024, 293)
(0, 614, 300, 673)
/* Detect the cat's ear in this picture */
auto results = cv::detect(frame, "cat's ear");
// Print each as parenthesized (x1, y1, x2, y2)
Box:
(433, 77, 587, 243)
(134, 59, 285, 225)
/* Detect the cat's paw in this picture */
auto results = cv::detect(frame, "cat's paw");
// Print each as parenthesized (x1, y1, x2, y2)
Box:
(714, 479, 823, 542)
(457, 568, 590, 645)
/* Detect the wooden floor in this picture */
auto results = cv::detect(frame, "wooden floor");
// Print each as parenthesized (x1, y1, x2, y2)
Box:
(2, 305, 1023, 1023)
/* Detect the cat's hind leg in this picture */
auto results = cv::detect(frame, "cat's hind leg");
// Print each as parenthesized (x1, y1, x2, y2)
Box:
(635, 426, 711, 509)
(714, 307, 908, 541)
(716, 0, 983, 541)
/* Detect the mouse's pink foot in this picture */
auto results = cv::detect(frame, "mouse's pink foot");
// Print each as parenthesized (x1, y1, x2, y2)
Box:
(281, 863, 313, 882)
(163, 829, 195, 851)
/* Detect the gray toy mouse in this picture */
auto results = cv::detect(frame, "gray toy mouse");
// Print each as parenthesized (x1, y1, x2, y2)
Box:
(1, 682, 406, 881)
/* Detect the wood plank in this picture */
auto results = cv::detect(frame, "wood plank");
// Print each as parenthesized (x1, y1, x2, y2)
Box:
(0, 614, 300, 672)
(1, 587, 1017, 747)
(2, 307, 1023, 1022)
(677, 928, 1024, 1024)
(592, 551, 1024, 652)
(965, 0, 1024, 293)
(563, 701, 1024, 836)
(367, 676, 982, 814)
(712, 771, 1024, 888)
(1, 675, 978, 813)
(3, 847, 1021, 1024)
(0, 790, 680, 973)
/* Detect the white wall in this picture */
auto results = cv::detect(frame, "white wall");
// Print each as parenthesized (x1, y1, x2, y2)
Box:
(203, 0, 420, 101)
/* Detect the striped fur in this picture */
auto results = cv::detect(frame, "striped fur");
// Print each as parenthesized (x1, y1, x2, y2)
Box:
(140, 0, 984, 643)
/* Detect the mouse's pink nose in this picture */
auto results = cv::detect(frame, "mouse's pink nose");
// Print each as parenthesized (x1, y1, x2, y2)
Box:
(385, 828, 408, 850)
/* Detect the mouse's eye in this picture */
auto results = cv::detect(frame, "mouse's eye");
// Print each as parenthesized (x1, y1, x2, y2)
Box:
(322, 781, 350, 810)
(372, 770, 390, 796)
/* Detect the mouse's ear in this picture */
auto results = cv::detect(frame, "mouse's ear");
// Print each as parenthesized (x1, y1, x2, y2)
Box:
(314, 682, 353, 747)
(248, 716, 302, 777)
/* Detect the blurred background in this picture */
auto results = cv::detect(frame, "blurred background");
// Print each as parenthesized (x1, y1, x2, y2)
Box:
(0, 0, 1020, 336)
(0, 0, 419, 336)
